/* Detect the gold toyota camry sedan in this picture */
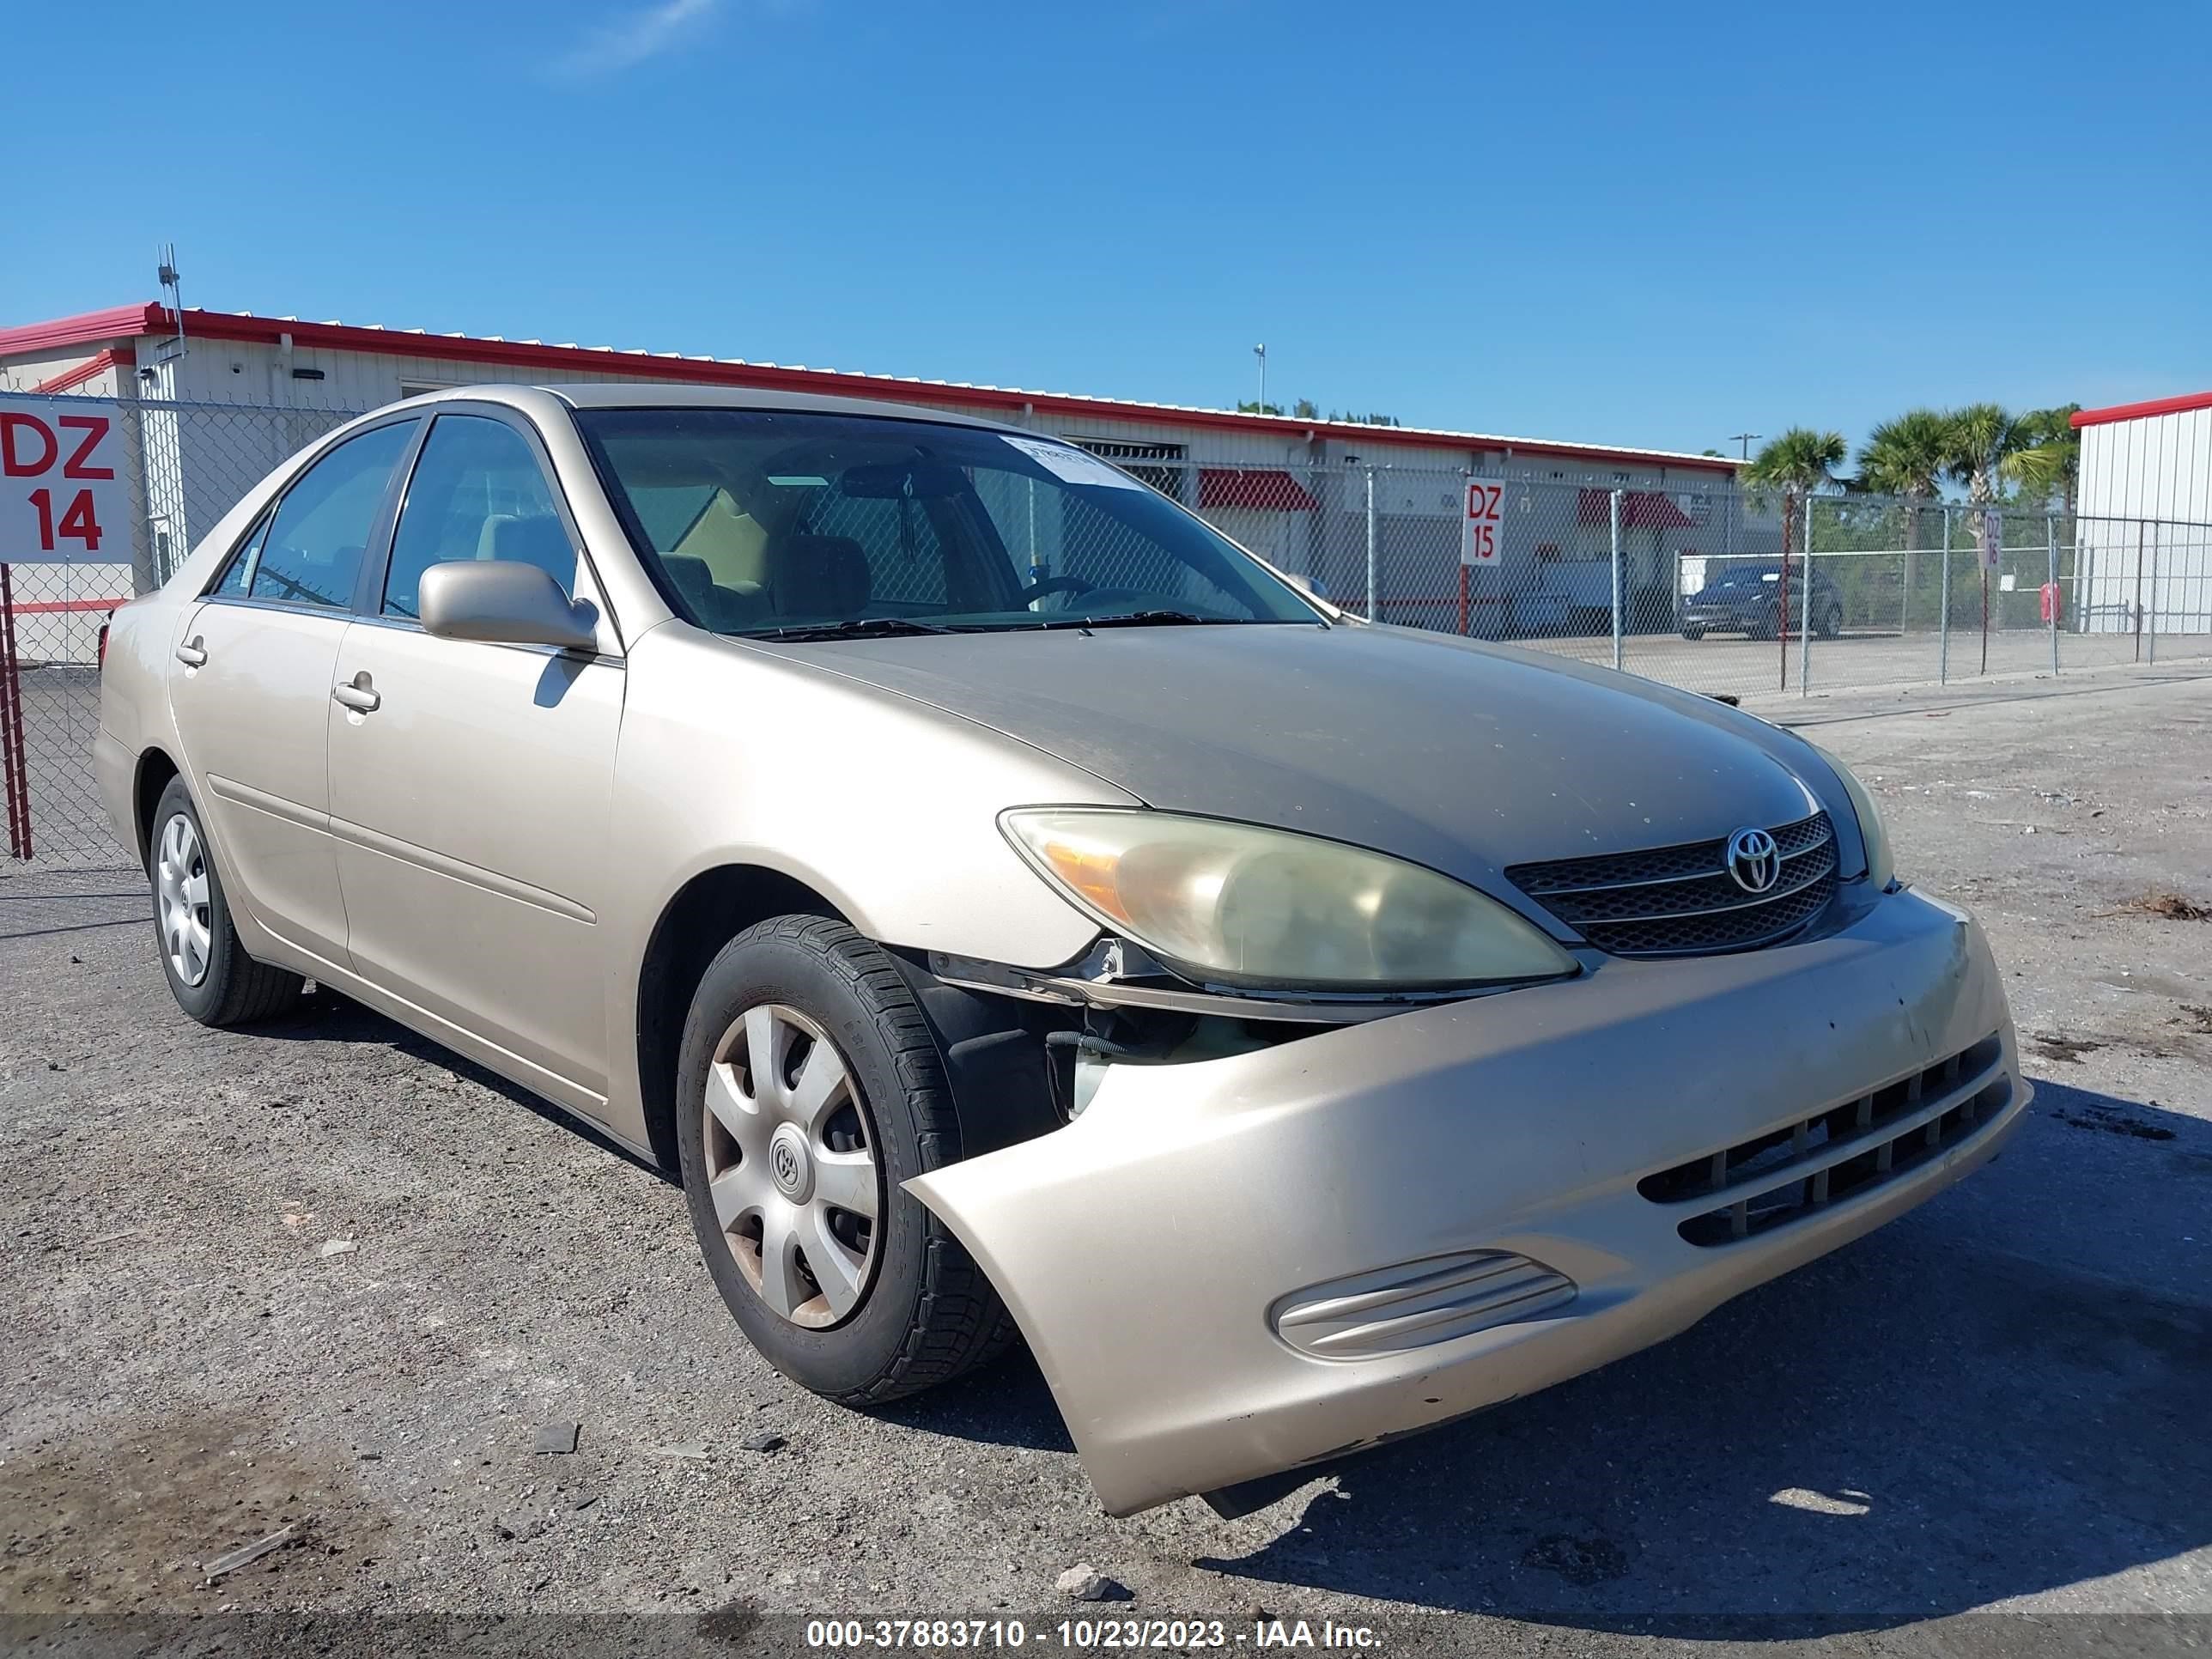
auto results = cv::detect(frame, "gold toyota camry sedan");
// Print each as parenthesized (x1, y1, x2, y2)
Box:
(97, 384, 2027, 1516)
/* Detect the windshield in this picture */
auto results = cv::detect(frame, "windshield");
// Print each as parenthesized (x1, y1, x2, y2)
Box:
(574, 409, 1325, 637)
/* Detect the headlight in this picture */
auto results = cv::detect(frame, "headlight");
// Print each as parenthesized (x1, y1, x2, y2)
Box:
(1001, 809, 1577, 992)
(1803, 741, 1894, 889)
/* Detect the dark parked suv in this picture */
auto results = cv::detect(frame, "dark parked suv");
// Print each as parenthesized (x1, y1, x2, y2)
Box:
(1680, 560, 1843, 641)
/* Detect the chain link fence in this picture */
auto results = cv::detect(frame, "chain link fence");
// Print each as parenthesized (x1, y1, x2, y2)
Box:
(1127, 459, 2212, 702)
(3, 395, 362, 870)
(5, 393, 2210, 872)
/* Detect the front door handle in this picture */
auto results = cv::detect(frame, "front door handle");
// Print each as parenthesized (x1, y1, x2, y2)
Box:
(174, 639, 207, 668)
(331, 674, 380, 714)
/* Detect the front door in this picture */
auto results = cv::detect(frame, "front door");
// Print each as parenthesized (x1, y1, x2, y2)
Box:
(325, 410, 623, 1105)
(167, 419, 417, 967)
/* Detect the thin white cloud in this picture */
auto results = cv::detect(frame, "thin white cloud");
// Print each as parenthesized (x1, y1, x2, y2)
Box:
(550, 0, 720, 79)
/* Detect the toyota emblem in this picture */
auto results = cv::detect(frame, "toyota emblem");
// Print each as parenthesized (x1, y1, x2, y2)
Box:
(1725, 827, 1781, 894)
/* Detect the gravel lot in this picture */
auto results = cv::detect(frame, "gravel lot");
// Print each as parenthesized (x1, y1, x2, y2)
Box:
(3, 664, 2208, 1656)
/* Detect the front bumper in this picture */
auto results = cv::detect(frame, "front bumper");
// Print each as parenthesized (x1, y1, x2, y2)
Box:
(907, 886, 2026, 1516)
(1681, 603, 1761, 631)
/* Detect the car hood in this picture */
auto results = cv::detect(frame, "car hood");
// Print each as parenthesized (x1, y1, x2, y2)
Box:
(763, 623, 1835, 912)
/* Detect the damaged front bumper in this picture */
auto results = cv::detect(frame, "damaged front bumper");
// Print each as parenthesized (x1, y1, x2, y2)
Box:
(906, 885, 2027, 1516)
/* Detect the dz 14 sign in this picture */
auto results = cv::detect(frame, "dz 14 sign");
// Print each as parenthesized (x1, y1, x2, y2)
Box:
(1, 398, 128, 563)
(1460, 480, 1504, 565)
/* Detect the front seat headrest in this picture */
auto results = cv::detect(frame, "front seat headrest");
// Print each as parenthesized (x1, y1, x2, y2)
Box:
(767, 534, 871, 620)
(475, 514, 575, 586)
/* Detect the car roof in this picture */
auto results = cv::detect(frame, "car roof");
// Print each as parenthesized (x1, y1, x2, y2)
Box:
(422, 380, 1036, 434)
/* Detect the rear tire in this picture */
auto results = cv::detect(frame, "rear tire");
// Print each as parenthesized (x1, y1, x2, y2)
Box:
(1680, 625, 1705, 641)
(676, 915, 1017, 1404)
(1820, 604, 1843, 640)
(148, 777, 305, 1027)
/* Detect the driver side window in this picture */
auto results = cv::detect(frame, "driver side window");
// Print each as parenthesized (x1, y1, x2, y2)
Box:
(384, 415, 575, 619)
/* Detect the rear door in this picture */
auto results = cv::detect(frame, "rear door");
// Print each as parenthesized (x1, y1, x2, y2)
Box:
(167, 418, 417, 967)
(326, 407, 624, 1104)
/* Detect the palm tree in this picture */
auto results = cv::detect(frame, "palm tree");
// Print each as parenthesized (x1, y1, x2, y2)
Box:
(1742, 429, 1845, 671)
(1942, 403, 2021, 524)
(1857, 410, 1950, 623)
(2005, 404, 2083, 517)
(1744, 426, 1848, 562)
(1858, 410, 1949, 548)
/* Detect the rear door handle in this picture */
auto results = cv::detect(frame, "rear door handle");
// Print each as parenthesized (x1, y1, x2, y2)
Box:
(331, 675, 380, 714)
(174, 640, 207, 667)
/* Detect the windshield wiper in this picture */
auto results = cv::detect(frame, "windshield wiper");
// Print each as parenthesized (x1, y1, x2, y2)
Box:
(750, 617, 965, 641)
(1023, 610, 1252, 632)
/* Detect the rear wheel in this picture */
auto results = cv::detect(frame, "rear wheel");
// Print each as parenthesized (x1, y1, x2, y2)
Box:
(149, 777, 305, 1027)
(1680, 624, 1705, 641)
(1819, 603, 1843, 640)
(676, 915, 1016, 1403)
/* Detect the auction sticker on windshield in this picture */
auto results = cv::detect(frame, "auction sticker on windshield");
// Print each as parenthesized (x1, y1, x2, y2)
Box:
(1001, 434, 1146, 490)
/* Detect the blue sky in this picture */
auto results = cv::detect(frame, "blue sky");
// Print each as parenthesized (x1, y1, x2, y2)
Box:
(4, 0, 2206, 457)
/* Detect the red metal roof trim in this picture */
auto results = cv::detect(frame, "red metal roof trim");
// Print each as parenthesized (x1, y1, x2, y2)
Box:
(31, 346, 137, 394)
(0, 302, 163, 358)
(1198, 468, 1322, 512)
(0, 302, 1741, 475)
(2071, 391, 2212, 428)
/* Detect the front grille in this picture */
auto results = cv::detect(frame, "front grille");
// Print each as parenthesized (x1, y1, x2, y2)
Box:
(1507, 811, 1836, 957)
(1639, 1033, 2012, 1247)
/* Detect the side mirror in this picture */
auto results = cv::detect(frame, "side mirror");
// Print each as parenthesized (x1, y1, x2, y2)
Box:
(419, 561, 599, 652)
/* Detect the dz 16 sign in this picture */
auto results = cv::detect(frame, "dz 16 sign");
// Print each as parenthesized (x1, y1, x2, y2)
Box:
(1460, 480, 1504, 565)
(1977, 508, 2003, 572)
(1, 398, 128, 563)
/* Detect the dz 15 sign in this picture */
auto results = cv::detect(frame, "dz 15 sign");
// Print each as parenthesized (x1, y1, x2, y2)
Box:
(1, 398, 128, 563)
(1460, 480, 1504, 565)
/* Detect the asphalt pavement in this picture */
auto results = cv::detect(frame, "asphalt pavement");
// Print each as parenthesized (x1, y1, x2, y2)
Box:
(2, 664, 2207, 1657)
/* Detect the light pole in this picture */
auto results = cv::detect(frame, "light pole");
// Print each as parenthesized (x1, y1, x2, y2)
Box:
(1253, 343, 1267, 415)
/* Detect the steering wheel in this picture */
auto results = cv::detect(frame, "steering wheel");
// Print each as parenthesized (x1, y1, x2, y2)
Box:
(1018, 574, 1095, 605)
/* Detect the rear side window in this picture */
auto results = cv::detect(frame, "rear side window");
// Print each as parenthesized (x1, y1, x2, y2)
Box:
(384, 415, 574, 619)
(251, 423, 415, 609)
(210, 514, 271, 598)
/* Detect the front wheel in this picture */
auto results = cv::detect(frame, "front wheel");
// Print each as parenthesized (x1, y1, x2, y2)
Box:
(675, 915, 1016, 1404)
(1819, 604, 1843, 640)
(149, 777, 305, 1027)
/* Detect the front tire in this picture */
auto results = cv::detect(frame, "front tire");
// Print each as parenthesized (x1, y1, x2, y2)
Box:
(676, 915, 1016, 1404)
(148, 777, 305, 1027)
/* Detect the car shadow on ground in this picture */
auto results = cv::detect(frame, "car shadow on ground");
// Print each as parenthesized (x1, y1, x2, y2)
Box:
(1192, 1081, 2212, 1632)
(243, 988, 676, 1184)
(877, 1348, 1078, 1454)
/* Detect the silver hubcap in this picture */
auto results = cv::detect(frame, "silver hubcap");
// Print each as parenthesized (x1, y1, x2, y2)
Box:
(155, 811, 212, 988)
(702, 1003, 881, 1328)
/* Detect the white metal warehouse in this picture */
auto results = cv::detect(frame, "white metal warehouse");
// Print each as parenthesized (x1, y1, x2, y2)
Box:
(0, 300, 1743, 644)
(2073, 389, 2212, 635)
